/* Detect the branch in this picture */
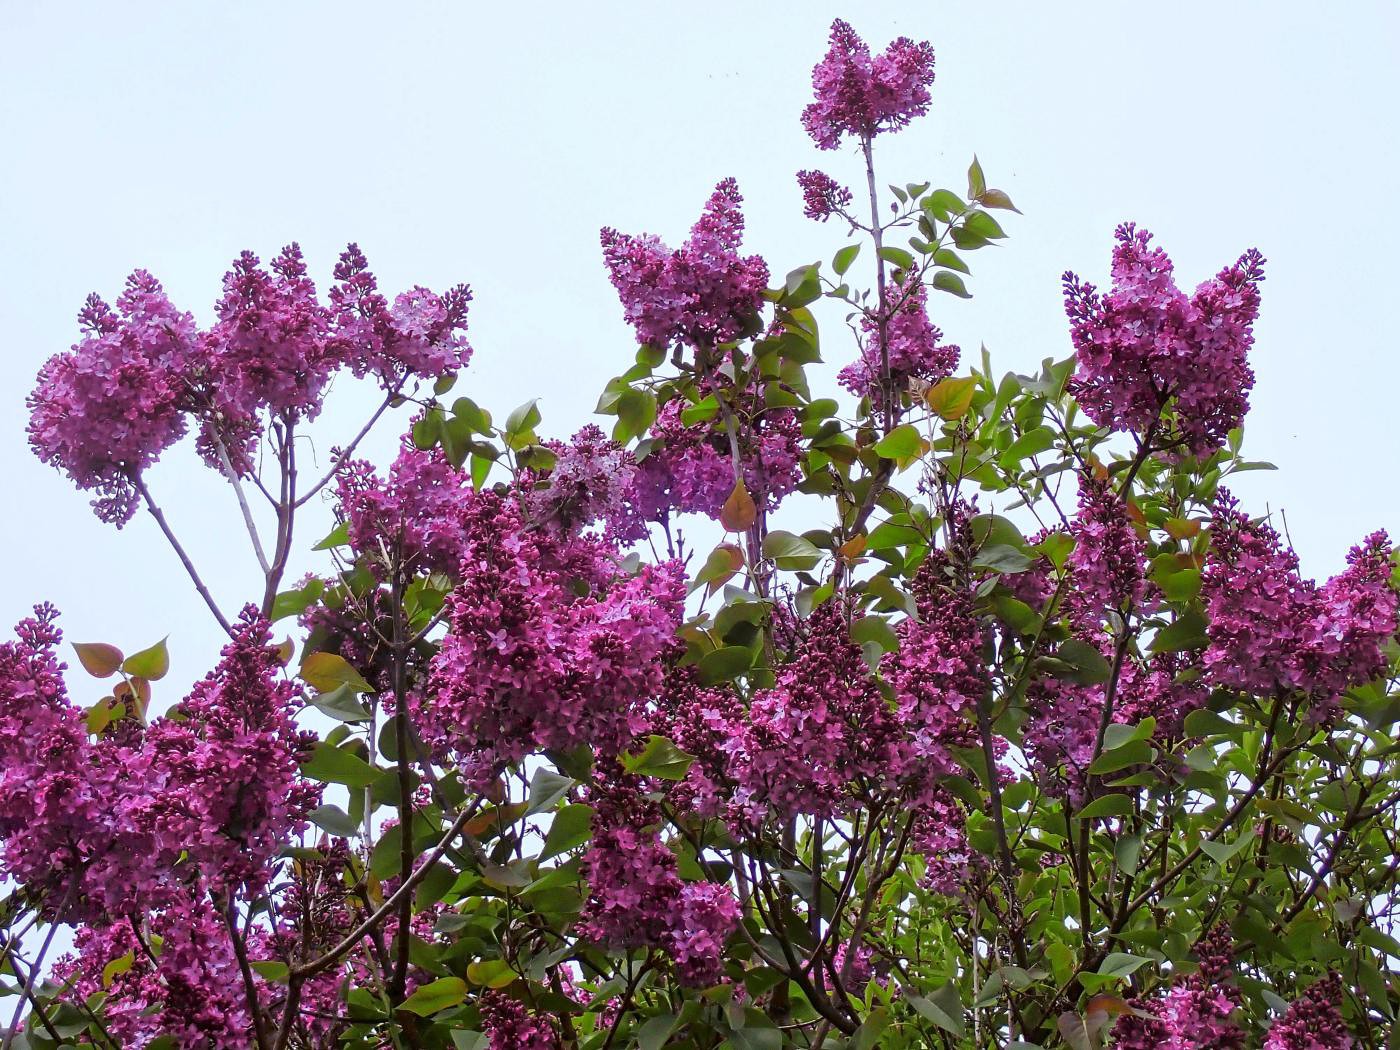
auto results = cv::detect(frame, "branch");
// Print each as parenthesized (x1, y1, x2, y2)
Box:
(134, 475, 233, 635)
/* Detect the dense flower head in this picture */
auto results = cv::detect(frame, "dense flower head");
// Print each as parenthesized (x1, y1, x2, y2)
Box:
(651, 666, 744, 818)
(802, 19, 937, 149)
(911, 788, 981, 896)
(0, 605, 120, 916)
(481, 991, 561, 1050)
(632, 398, 803, 522)
(797, 169, 854, 221)
(1064, 224, 1264, 455)
(1155, 925, 1247, 1050)
(1110, 999, 1174, 1050)
(838, 275, 959, 409)
(421, 489, 684, 783)
(205, 244, 335, 424)
(1065, 475, 1148, 632)
(329, 242, 473, 383)
(1264, 974, 1353, 1050)
(53, 894, 252, 1048)
(336, 440, 475, 574)
(882, 555, 984, 778)
(580, 769, 738, 986)
(735, 600, 901, 820)
(601, 178, 769, 352)
(523, 424, 644, 541)
(125, 607, 317, 896)
(1202, 492, 1398, 710)
(28, 272, 197, 524)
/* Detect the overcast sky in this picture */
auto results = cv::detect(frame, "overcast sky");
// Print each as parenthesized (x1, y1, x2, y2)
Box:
(2, 1, 1397, 696)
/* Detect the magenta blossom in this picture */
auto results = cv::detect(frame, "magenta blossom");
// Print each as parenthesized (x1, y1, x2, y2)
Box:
(1064, 224, 1264, 455)
(802, 19, 937, 150)
(601, 178, 769, 353)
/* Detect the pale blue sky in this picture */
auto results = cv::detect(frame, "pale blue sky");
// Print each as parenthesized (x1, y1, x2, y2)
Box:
(3, 1, 1398, 693)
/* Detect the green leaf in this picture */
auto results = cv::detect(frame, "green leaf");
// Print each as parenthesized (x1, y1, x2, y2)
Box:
(311, 683, 372, 723)
(399, 976, 467, 1016)
(1076, 794, 1133, 820)
(300, 651, 376, 694)
(782, 264, 822, 308)
(540, 803, 593, 859)
(874, 424, 922, 460)
(1183, 708, 1237, 738)
(620, 735, 696, 781)
(910, 982, 966, 1037)
(250, 959, 289, 983)
(967, 155, 986, 199)
(1199, 833, 1251, 865)
(932, 271, 972, 298)
(1087, 739, 1153, 775)
(450, 1032, 487, 1050)
(762, 530, 822, 571)
(833, 244, 861, 275)
(1150, 609, 1209, 653)
(923, 189, 966, 223)
(1114, 834, 1143, 877)
(972, 544, 1035, 574)
(526, 769, 575, 815)
(73, 642, 124, 678)
(637, 1014, 679, 1050)
(698, 645, 753, 684)
(999, 426, 1057, 470)
(932, 247, 969, 273)
(1097, 953, 1151, 980)
(963, 210, 1007, 240)
(270, 579, 325, 622)
(730, 1030, 782, 1050)
(504, 398, 541, 438)
(313, 521, 351, 550)
(1057, 639, 1112, 685)
(879, 246, 916, 271)
(301, 741, 379, 789)
(614, 388, 657, 443)
(122, 637, 169, 681)
(926, 375, 978, 420)
(851, 616, 899, 653)
(308, 803, 360, 837)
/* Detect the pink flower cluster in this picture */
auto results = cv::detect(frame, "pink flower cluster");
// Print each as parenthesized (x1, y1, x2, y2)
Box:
(126, 607, 318, 896)
(580, 771, 739, 986)
(27, 273, 197, 524)
(802, 19, 937, 150)
(1202, 491, 1397, 715)
(0, 605, 314, 926)
(523, 424, 645, 541)
(1064, 224, 1264, 455)
(838, 275, 959, 410)
(1065, 475, 1147, 633)
(480, 991, 561, 1050)
(1263, 974, 1353, 1050)
(53, 895, 252, 1048)
(421, 489, 685, 783)
(29, 245, 471, 524)
(797, 169, 854, 222)
(883, 554, 984, 777)
(632, 398, 803, 522)
(1112, 925, 1246, 1050)
(734, 601, 902, 820)
(600, 178, 769, 353)
(651, 667, 745, 819)
(337, 440, 475, 575)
